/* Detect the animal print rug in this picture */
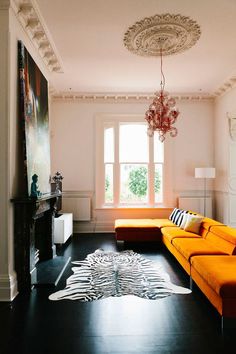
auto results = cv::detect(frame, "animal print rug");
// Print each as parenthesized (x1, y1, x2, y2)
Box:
(49, 249, 191, 301)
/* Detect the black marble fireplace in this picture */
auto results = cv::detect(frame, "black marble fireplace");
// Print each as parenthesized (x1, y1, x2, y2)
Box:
(12, 192, 61, 292)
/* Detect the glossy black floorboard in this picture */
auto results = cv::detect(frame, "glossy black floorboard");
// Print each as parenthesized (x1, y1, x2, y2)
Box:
(0, 233, 234, 354)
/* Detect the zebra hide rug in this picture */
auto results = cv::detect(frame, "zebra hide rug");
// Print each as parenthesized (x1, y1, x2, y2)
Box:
(49, 249, 191, 302)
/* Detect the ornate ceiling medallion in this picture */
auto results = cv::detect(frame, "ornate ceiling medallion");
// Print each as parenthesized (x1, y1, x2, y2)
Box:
(123, 13, 201, 57)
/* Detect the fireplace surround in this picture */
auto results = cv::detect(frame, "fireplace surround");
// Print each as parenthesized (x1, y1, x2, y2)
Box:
(12, 192, 61, 292)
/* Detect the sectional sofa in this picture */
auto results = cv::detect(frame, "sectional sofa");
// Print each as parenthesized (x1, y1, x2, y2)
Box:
(114, 209, 236, 328)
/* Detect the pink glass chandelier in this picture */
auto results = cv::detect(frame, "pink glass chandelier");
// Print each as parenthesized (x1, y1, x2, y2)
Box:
(145, 48, 179, 142)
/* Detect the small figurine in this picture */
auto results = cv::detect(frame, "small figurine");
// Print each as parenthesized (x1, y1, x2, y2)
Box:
(30, 174, 41, 198)
(52, 172, 63, 193)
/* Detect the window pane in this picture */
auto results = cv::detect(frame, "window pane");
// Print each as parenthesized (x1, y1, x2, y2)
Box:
(154, 132, 164, 163)
(155, 164, 163, 203)
(120, 164, 148, 203)
(105, 164, 113, 203)
(104, 127, 114, 163)
(119, 124, 148, 162)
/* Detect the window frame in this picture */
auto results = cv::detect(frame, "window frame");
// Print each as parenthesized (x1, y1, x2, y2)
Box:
(95, 114, 172, 208)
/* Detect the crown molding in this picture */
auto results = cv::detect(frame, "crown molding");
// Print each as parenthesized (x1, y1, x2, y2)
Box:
(51, 92, 215, 103)
(213, 77, 236, 98)
(11, 0, 63, 73)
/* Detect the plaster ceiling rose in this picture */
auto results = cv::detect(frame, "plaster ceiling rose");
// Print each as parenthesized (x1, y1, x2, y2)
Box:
(124, 13, 201, 56)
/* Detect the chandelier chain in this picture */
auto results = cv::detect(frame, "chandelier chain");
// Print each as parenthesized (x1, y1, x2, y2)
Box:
(160, 47, 165, 92)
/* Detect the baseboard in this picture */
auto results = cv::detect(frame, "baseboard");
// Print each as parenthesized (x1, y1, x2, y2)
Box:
(0, 273, 18, 301)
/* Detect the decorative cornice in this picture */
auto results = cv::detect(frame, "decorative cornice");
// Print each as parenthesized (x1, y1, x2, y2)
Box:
(51, 92, 214, 103)
(213, 77, 236, 98)
(124, 13, 201, 57)
(11, 0, 63, 73)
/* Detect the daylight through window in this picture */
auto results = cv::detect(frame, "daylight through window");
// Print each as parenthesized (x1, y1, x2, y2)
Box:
(102, 118, 164, 207)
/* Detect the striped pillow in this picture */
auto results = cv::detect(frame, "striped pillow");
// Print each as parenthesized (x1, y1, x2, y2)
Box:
(169, 208, 178, 222)
(169, 208, 185, 225)
(173, 209, 186, 226)
(169, 208, 193, 227)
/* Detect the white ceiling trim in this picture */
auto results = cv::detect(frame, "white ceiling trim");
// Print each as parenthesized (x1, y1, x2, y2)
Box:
(213, 77, 236, 97)
(11, 0, 63, 73)
(10, 0, 236, 100)
(51, 92, 215, 103)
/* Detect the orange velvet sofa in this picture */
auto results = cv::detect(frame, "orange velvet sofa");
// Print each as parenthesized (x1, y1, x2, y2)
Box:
(114, 215, 236, 326)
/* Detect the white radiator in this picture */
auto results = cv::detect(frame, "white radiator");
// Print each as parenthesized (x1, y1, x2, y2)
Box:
(61, 197, 91, 221)
(178, 196, 212, 218)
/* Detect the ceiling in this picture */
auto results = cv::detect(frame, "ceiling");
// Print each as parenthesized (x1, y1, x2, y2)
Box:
(35, 0, 236, 96)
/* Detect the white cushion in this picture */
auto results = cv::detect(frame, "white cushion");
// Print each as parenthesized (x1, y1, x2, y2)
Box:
(180, 212, 189, 229)
(184, 214, 204, 234)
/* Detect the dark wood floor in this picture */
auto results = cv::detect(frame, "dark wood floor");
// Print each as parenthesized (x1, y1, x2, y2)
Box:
(0, 233, 234, 354)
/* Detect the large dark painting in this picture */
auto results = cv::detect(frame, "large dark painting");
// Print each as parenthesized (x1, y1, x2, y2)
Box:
(18, 41, 51, 197)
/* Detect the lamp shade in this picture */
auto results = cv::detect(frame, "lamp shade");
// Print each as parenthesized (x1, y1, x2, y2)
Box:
(195, 167, 216, 179)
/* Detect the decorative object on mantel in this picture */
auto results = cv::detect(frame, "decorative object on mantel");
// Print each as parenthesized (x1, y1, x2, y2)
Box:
(123, 14, 201, 142)
(49, 249, 191, 301)
(52, 171, 64, 193)
(30, 174, 42, 198)
(195, 167, 216, 216)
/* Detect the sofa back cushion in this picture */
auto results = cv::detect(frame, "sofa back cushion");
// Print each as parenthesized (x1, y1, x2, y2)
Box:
(210, 225, 236, 245)
(205, 228, 236, 255)
(199, 217, 225, 238)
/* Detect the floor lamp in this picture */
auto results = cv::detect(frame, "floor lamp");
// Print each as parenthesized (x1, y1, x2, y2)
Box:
(195, 167, 216, 216)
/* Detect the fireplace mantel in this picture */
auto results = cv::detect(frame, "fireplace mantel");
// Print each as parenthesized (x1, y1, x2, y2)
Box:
(12, 192, 61, 292)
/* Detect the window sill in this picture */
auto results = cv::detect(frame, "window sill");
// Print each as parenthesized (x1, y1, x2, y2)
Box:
(95, 206, 173, 211)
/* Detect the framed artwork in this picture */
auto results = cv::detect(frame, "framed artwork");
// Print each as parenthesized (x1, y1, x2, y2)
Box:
(18, 40, 51, 197)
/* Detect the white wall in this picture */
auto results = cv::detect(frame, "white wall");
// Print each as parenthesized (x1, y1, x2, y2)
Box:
(214, 88, 236, 225)
(0, 4, 52, 301)
(0, 3, 13, 301)
(51, 98, 214, 231)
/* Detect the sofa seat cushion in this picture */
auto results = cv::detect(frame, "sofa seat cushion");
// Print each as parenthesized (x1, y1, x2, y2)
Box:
(152, 219, 176, 228)
(161, 227, 201, 243)
(191, 256, 236, 298)
(114, 219, 161, 242)
(172, 238, 226, 261)
(115, 219, 159, 231)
